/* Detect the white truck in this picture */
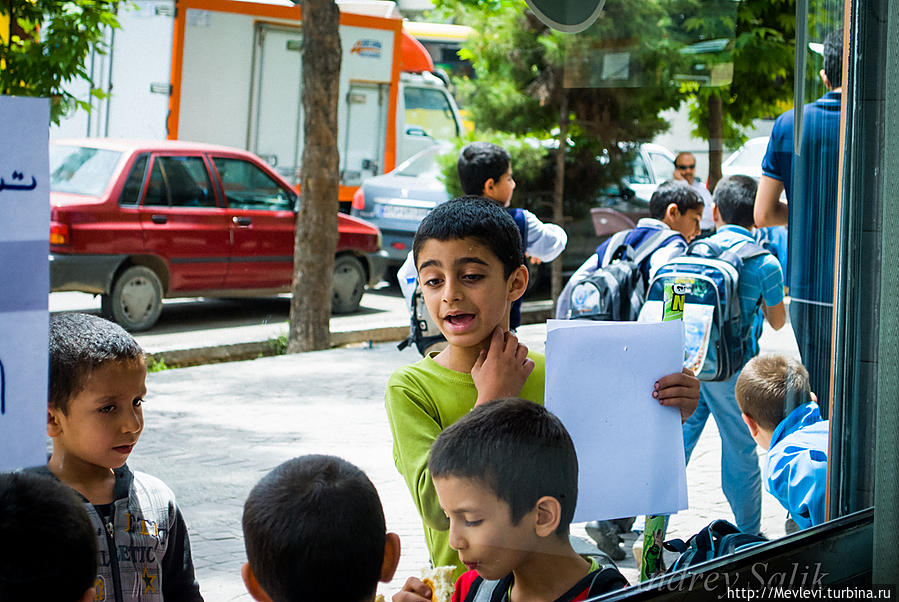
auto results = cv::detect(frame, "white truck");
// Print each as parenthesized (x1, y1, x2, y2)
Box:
(51, 0, 465, 205)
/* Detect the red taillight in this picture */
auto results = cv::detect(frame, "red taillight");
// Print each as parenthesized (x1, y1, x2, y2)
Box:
(352, 187, 366, 211)
(50, 221, 70, 245)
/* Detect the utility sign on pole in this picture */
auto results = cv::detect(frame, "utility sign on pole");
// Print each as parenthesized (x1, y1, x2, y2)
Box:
(0, 96, 49, 471)
(524, 0, 606, 33)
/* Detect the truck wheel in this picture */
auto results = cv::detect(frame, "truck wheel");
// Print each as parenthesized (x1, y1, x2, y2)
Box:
(109, 266, 163, 331)
(332, 255, 365, 314)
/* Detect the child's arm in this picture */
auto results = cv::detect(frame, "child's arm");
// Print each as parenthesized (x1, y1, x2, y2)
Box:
(522, 210, 567, 262)
(471, 327, 535, 406)
(653, 368, 700, 423)
(161, 505, 204, 601)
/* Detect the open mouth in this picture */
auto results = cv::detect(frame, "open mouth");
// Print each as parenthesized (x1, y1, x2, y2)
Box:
(113, 444, 135, 454)
(444, 313, 475, 329)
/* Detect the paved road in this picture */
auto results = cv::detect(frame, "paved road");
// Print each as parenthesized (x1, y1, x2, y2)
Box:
(125, 318, 801, 601)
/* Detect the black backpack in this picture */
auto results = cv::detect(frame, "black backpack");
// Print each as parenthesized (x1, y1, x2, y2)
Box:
(664, 520, 767, 572)
(567, 229, 679, 321)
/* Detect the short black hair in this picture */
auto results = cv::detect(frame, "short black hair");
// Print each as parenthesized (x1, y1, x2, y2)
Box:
(457, 142, 511, 196)
(429, 399, 578, 536)
(49, 313, 145, 414)
(0, 471, 97, 601)
(242, 455, 386, 602)
(823, 29, 843, 89)
(413, 195, 525, 279)
(713, 175, 757, 228)
(648, 180, 704, 220)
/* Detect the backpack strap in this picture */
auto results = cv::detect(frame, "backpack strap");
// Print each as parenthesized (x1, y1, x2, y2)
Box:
(463, 575, 509, 602)
(632, 230, 681, 267)
(599, 230, 633, 268)
(507, 208, 528, 251)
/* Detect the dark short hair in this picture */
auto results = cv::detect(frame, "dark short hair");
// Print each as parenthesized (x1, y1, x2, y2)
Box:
(242, 455, 386, 602)
(49, 313, 145, 414)
(0, 471, 97, 601)
(413, 195, 525, 279)
(457, 142, 511, 196)
(823, 29, 843, 89)
(429, 399, 578, 536)
(736, 355, 812, 432)
(649, 181, 704, 220)
(713, 175, 757, 228)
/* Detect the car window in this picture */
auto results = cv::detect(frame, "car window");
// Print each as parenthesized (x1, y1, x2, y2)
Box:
(49, 145, 122, 196)
(212, 157, 296, 211)
(142, 156, 215, 208)
(119, 155, 148, 206)
(624, 154, 652, 185)
(404, 87, 460, 140)
(396, 147, 443, 178)
(650, 152, 675, 182)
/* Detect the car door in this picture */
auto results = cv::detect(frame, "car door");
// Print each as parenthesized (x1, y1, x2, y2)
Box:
(137, 153, 230, 292)
(211, 156, 297, 290)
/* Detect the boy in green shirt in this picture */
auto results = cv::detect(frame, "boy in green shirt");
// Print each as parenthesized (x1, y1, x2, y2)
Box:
(385, 196, 700, 577)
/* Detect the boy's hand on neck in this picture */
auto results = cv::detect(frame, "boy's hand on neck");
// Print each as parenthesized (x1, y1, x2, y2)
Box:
(471, 327, 534, 406)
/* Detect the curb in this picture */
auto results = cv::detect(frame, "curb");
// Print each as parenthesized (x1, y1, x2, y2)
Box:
(148, 300, 555, 368)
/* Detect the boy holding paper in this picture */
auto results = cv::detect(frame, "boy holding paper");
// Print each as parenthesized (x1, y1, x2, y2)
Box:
(385, 195, 700, 576)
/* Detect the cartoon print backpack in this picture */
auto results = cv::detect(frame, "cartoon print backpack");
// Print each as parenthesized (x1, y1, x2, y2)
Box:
(567, 229, 680, 321)
(398, 208, 528, 355)
(664, 519, 767, 572)
(640, 239, 769, 381)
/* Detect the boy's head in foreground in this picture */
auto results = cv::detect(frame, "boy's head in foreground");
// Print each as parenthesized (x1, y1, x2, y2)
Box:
(428, 398, 578, 580)
(457, 142, 516, 206)
(412, 196, 528, 348)
(649, 180, 704, 241)
(241, 455, 400, 602)
(0, 471, 98, 601)
(711, 175, 757, 229)
(48, 313, 147, 473)
(736, 355, 813, 449)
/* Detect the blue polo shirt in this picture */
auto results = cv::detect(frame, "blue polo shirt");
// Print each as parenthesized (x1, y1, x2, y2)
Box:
(706, 225, 784, 358)
(761, 91, 841, 304)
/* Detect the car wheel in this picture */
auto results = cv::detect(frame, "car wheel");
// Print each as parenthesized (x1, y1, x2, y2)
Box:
(332, 255, 366, 314)
(109, 266, 163, 331)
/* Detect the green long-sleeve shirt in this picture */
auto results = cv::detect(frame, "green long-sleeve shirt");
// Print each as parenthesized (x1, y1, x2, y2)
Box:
(385, 351, 546, 577)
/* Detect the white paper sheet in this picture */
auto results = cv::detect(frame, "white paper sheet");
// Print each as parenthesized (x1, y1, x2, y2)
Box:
(0, 96, 50, 471)
(545, 319, 688, 521)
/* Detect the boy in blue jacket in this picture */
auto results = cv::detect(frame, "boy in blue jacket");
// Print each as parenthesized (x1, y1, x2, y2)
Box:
(736, 354, 829, 530)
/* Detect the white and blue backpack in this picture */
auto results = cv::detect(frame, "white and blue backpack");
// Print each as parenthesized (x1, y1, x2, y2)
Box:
(640, 239, 769, 382)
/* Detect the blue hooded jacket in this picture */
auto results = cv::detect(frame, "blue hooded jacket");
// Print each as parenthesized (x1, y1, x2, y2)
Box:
(765, 401, 829, 529)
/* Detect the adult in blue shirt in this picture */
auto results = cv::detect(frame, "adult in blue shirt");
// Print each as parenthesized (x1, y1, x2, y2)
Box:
(754, 29, 843, 415)
(683, 175, 786, 536)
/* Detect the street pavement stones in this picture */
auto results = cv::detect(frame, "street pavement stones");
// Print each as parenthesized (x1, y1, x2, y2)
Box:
(127, 315, 801, 600)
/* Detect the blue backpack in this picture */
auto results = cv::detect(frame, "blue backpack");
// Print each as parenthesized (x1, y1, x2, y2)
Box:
(664, 520, 767, 572)
(641, 238, 769, 381)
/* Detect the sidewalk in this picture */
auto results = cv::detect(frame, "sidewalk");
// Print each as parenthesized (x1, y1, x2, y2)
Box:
(123, 309, 801, 600)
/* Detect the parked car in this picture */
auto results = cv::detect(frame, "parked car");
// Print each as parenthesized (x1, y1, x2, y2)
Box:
(50, 138, 386, 331)
(352, 141, 677, 279)
(721, 136, 770, 179)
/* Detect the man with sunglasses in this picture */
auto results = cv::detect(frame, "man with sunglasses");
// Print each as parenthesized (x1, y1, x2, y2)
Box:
(672, 152, 715, 237)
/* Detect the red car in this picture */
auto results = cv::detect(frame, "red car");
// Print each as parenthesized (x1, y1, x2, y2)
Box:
(50, 138, 385, 331)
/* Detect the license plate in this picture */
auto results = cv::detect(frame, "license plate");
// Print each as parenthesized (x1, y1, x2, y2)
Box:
(375, 203, 430, 221)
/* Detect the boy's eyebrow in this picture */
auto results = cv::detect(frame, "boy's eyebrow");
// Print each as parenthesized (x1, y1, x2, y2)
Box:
(418, 256, 490, 271)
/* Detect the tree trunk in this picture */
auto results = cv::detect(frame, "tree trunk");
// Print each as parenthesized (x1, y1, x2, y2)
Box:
(287, 0, 341, 353)
(707, 93, 724, 193)
(551, 88, 569, 308)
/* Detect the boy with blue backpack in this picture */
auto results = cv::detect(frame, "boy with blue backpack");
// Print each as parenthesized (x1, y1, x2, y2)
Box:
(399, 142, 567, 353)
(556, 181, 704, 321)
(668, 175, 786, 536)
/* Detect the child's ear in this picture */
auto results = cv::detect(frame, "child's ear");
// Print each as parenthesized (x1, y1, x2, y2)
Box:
(741, 413, 759, 438)
(483, 177, 496, 195)
(712, 203, 720, 223)
(241, 562, 273, 602)
(507, 264, 529, 302)
(533, 495, 562, 538)
(47, 407, 63, 437)
(380, 532, 402, 583)
(665, 202, 681, 222)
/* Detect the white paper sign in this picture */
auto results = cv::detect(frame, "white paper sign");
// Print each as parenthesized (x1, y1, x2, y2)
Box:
(0, 96, 50, 471)
(545, 319, 688, 521)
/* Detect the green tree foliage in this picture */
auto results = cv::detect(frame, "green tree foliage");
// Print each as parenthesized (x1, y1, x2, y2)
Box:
(0, 1, 123, 124)
(665, 0, 796, 188)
